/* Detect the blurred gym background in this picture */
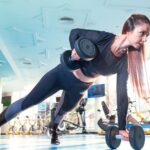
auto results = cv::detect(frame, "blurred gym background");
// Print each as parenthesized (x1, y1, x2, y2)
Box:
(0, 0, 150, 136)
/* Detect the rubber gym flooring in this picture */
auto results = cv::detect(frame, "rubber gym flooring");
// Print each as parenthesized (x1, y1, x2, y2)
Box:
(0, 133, 149, 150)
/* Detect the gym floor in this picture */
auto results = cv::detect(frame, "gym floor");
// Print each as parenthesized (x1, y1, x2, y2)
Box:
(0, 133, 149, 150)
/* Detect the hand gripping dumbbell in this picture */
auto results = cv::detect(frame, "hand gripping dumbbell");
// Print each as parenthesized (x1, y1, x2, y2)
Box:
(105, 125, 145, 150)
(60, 37, 97, 70)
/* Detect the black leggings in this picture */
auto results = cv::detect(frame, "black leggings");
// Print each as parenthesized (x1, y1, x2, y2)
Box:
(4, 64, 92, 125)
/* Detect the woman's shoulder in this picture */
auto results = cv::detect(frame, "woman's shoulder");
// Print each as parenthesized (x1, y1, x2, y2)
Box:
(83, 28, 116, 40)
(71, 28, 115, 35)
(70, 28, 116, 44)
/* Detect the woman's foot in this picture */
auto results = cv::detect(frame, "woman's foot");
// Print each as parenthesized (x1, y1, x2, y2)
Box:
(51, 129, 60, 145)
(0, 108, 7, 127)
(119, 130, 129, 141)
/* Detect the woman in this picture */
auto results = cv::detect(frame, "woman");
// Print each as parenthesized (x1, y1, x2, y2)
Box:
(0, 14, 150, 144)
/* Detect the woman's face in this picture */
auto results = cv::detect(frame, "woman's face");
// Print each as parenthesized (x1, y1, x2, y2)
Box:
(127, 23, 150, 49)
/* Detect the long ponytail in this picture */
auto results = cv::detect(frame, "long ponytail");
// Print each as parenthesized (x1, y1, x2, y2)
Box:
(122, 14, 150, 99)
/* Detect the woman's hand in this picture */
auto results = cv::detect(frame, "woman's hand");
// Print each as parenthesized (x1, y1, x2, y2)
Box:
(119, 130, 129, 141)
(71, 48, 80, 60)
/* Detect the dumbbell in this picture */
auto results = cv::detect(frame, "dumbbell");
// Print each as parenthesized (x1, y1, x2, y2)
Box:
(105, 125, 145, 150)
(60, 37, 97, 70)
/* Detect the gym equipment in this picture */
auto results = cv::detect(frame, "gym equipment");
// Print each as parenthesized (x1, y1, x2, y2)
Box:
(127, 123, 150, 129)
(97, 118, 108, 131)
(18, 116, 28, 135)
(62, 98, 88, 133)
(36, 115, 47, 134)
(74, 38, 97, 61)
(126, 114, 139, 125)
(6, 118, 18, 135)
(28, 116, 37, 135)
(75, 98, 87, 133)
(129, 126, 145, 150)
(61, 37, 97, 70)
(101, 101, 110, 119)
(61, 50, 81, 70)
(105, 125, 145, 150)
(97, 101, 116, 132)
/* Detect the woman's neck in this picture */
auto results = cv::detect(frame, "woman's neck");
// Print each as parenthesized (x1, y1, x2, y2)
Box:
(111, 34, 130, 57)
(115, 34, 130, 49)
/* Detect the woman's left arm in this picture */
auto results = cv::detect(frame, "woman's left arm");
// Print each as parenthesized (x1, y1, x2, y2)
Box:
(116, 57, 129, 130)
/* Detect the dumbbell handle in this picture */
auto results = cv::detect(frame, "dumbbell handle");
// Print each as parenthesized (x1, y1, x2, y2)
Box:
(71, 48, 80, 61)
(115, 135, 124, 139)
(70, 56, 76, 61)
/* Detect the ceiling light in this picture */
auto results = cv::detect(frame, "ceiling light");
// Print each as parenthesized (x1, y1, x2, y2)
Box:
(59, 17, 74, 24)
(20, 58, 32, 65)
(22, 61, 32, 65)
